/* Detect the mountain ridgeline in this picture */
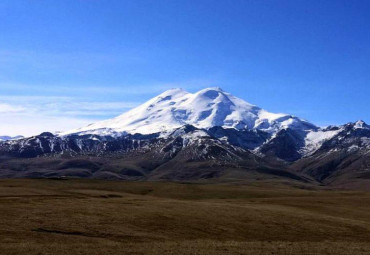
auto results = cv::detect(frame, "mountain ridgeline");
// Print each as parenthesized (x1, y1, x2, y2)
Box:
(1, 88, 369, 187)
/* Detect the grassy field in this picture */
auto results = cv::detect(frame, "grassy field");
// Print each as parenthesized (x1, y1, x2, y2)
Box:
(1, 179, 370, 254)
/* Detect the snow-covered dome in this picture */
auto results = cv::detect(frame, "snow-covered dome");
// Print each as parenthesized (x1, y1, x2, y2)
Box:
(62, 87, 317, 136)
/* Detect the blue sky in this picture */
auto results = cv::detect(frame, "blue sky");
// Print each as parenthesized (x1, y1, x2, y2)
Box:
(1, 0, 370, 136)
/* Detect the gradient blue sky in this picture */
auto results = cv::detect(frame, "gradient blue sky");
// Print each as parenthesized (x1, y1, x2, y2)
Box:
(1, 0, 370, 136)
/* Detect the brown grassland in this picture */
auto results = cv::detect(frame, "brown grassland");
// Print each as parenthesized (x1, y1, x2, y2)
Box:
(1, 179, 370, 254)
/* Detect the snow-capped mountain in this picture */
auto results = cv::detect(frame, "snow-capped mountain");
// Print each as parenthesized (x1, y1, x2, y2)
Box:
(62, 87, 317, 136)
(49, 88, 369, 159)
(0, 87, 369, 186)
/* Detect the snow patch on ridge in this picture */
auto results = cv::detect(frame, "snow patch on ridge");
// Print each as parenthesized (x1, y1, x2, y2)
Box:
(0, 135, 24, 141)
(301, 129, 342, 156)
(354, 120, 370, 130)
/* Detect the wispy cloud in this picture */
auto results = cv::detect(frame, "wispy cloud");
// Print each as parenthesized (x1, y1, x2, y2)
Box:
(0, 96, 140, 136)
(0, 115, 98, 138)
(2, 96, 139, 115)
(0, 103, 26, 113)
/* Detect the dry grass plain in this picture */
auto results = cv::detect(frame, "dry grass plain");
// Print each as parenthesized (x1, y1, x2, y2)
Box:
(1, 179, 370, 254)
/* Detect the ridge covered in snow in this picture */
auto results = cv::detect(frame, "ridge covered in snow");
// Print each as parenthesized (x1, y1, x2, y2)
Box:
(62, 87, 317, 136)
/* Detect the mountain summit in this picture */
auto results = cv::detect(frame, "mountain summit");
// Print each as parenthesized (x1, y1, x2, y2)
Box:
(63, 87, 316, 136)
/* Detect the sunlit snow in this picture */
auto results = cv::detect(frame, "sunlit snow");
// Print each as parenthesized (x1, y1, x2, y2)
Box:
(62, 87, 316, 136)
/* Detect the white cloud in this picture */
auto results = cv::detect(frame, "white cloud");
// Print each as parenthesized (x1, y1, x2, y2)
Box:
(0, 96, 140, 136)
(0, 103, 26, 113)
(0, 115, 98, 137)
